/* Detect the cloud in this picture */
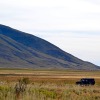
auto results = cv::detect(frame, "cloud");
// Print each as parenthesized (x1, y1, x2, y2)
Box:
(85, 0, 100, 5)
(1, 0, 100, 31)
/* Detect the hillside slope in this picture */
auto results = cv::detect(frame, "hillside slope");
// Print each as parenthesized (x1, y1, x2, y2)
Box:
(0, 24, 99, 70)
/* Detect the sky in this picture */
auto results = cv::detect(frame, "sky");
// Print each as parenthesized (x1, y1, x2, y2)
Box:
(0, 0, 100, 66)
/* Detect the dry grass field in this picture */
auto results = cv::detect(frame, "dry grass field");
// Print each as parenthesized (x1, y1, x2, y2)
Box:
(0, 69, 100, 100)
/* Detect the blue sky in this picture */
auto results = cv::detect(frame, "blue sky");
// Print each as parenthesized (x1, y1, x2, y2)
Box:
(0, 0, 100, 66)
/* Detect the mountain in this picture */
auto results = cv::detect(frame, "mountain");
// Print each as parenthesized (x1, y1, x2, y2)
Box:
(0, 24, 99, 70)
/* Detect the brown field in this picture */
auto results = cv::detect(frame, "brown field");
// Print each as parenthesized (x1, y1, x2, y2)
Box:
(0, 69, 100, 83)
(0, 69, 100, 84)
(0, 69, 100, 100)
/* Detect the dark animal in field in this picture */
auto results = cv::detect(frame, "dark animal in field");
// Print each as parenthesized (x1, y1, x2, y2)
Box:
(76, 78, 95, 86)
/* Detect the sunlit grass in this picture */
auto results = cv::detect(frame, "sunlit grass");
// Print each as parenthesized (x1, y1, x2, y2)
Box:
(0, 69, 100, 100)
(0, 80, 100, 100)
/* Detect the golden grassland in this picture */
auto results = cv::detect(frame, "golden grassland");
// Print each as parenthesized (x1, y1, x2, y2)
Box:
(0, 69, 100, 100)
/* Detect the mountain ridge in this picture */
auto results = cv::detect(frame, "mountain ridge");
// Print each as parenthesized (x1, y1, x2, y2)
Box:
(0, 24, 99, 70)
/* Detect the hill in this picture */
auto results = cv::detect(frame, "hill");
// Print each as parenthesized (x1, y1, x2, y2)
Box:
(0, 24, 99, 70)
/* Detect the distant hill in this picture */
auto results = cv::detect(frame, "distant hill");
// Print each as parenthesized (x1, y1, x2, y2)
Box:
(0, 24, 99, 70)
